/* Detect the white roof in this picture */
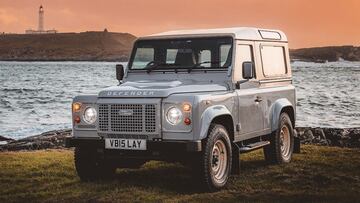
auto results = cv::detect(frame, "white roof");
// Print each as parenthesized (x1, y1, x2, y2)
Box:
(144, 27, 287, 42)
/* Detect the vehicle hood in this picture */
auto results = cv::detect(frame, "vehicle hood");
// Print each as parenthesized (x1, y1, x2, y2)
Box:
(98, 80, 228, 98)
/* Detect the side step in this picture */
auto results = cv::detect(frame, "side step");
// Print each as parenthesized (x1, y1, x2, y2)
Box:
(238, 141, 270, 153)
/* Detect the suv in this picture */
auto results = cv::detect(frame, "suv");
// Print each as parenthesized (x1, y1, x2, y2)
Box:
(66, 27, 299, 191)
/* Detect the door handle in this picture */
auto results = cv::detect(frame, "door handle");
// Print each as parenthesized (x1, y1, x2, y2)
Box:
(255, 96, 262, 103)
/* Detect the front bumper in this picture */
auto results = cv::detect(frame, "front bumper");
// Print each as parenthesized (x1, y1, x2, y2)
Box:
(65, 137, 202, 152)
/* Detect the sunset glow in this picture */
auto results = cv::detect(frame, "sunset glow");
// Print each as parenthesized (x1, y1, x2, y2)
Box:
(0, 0, 359, 48)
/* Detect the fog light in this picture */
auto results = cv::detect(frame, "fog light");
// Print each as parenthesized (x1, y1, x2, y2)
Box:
(184, 118, 191, 125)
(74, 116, 81, 124)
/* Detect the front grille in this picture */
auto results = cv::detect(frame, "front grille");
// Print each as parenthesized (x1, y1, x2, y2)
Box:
(98, 104, 157, 133)
(105, 134, 148, 139)
(145, 104, 156, 132)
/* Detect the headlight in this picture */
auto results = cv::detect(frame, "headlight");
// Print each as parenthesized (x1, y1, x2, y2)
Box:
(83, 107, 97, 124)
(166, 107, 183, 125)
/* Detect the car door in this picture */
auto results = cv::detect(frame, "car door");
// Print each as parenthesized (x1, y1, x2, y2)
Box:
(234, 43, 265, 140)
(257, 42, 291, 130)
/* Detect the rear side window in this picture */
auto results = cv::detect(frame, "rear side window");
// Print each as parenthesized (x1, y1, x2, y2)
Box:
(260, 45, 287, 77)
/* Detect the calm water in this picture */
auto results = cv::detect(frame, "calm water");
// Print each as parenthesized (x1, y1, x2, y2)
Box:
(0, 61, 359, 139)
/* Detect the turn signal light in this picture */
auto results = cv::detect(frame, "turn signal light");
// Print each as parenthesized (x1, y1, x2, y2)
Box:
(74, 116, 81, 124)
(72, 102, 82, 112)
(183, 103, 191, 112)
(184, 118, 192, 125)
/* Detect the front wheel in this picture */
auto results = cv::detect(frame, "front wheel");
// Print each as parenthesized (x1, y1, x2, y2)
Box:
(264, 112, 294, 164)
(202, 124, 232, 191)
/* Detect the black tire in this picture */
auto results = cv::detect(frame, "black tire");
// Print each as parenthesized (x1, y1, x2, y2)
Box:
(264, 112, 294, 164)
(74, 147, 116, 181)
(201, 124, 232, 191)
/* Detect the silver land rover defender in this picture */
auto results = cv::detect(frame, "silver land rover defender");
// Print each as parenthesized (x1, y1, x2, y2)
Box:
(66, 27, 300, 191)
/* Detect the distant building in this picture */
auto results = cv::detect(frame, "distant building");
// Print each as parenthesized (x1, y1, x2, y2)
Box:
(25, 5, 57, 34)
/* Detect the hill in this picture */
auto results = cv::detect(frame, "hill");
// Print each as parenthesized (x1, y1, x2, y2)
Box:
(0, 31, 136, 61)
(290, 46, 360, 62)
(0, 145, 359, 202)
(0, 32, 359, 62)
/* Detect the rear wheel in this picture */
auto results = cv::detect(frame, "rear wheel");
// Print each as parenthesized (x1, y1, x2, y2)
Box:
(74, 147, 116, 181)
(201, 124, 232, 191)
(264, 113, 294, 164)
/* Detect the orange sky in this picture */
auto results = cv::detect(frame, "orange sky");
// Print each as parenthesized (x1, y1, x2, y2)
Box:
(0, 0, 359, 48)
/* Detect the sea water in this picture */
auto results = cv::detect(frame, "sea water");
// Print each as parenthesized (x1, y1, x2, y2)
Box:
(0, 61, 359, 139)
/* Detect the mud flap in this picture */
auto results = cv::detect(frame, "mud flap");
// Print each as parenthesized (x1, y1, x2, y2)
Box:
(293, 129, 301, 153)
(231, 143, 240, 175)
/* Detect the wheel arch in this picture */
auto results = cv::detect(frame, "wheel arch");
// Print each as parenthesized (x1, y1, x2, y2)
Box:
(269, 98, 295, 133)
(199, 105, 235, 141)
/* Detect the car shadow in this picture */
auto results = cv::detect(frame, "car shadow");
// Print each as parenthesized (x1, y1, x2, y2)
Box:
(111, 162, 205, 194)
(240, 159, 269, 171)
(89, 158, 271, 194)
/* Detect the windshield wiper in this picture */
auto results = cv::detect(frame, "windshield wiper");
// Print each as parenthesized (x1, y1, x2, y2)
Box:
(187, 61, 221, 73)
(145, 61, 166, 73)
(146, 62, 184, 73)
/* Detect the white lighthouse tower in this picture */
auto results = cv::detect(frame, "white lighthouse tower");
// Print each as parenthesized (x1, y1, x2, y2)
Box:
(25, 5, 57, 34)
(38, 5, 44, 32)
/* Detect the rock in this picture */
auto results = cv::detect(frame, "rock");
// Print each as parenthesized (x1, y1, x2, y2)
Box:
(299, 129, 315, 144)
(0, 135, 14, 142)
(0, 129, 71, 151)
(315, 128, 329, 146)
(296, 127, 360, 148)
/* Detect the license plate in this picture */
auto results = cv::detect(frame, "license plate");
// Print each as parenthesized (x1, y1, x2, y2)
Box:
(105, 138, 147, 150)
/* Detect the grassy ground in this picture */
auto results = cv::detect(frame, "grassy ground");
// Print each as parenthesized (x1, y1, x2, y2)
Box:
(0, 145, 359, 203)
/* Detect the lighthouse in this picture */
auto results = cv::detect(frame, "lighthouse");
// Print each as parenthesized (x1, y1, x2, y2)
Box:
(38, 5, 44, 32)
(25, 5, 57, 34)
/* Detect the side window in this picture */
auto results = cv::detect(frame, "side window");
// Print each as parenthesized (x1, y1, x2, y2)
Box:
(132, 48, 154, 69)
(199, 50, 211, 67)
(220, 44, 231, 67)
(260, 45, 287, 77)
(166, 49, 178, 64)
(234, 45, 254, 81)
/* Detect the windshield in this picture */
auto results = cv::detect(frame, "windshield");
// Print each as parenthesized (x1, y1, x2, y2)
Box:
(128, 37, 233, 71)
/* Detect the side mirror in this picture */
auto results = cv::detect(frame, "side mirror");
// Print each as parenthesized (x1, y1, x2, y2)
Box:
(116, 64, 125, 81)
(242, 61, 254, 79)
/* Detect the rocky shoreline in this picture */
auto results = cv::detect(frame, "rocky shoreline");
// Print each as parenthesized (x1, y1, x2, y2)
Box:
(0, 127, 359, 151)
(0, 129, 71, 151)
